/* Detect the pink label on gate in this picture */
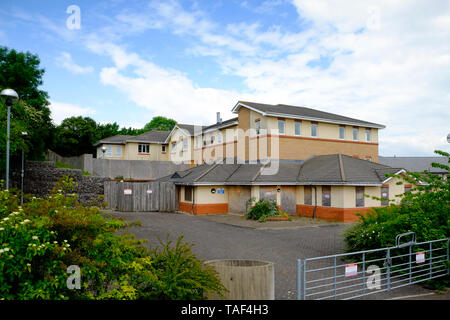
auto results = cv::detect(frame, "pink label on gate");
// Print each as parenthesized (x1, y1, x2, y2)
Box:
(345, 264, 358, 277)
(416, 252, 425, 264)
(124, 189, 132, 195)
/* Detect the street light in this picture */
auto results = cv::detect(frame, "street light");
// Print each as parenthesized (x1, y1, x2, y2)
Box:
(21, 132, 28, 204)
(101, 146, 107, 177)
(0, 88, 19, 190)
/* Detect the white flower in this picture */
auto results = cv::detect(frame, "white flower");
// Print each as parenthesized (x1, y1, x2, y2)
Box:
(63, 240, 68, 243)
(3, 248, 9, 252)
(3, 217, 9, 221)
(0, 227, 4, 231)
(0, 249, 4, 254)
(32, 236, 38, 240)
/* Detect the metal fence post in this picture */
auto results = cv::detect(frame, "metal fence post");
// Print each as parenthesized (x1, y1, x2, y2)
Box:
(409, 245, 412, 284)
(297, 259, 302, 300)
(362, 252, 366, 295)
(429, 242, 433, 279)
(333, 256, 337, 300)
(302, 259, 306, 300)
(386, 248, 391, 291)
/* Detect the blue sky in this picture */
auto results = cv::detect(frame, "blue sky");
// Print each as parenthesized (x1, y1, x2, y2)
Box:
(0, 0, 449, 156)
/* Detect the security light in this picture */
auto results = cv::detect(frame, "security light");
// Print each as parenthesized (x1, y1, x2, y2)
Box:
(0, 89, 19, 106)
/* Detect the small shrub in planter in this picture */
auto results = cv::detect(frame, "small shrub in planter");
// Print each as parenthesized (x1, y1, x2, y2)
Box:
(245, 198, 280, 221)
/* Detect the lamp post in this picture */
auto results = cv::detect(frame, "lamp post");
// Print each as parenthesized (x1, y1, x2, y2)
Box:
(101, 146, 107, 177)
(21, 132, 28, 204)
(0, 89, 19, 190)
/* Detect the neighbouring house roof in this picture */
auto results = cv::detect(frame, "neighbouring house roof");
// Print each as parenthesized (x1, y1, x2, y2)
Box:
(202, 117, 239, 133)
(232, 101, 385, 129)
(126, 130, 171, 144)
(379, 156, 449, 174)
(93, 135, 133, 146)
(93, 130, 171, 147)
(165, 154, 404, 186)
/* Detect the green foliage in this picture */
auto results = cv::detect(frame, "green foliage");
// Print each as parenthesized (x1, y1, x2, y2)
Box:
(0, 46, 54, 172)
(143, 116, 176, 132)
(344, 150, 450, 287)
(245, 197, 280, 221)
(0, 176, 225, 300)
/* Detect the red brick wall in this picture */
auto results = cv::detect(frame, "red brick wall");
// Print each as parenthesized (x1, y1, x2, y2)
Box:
(296, 204, 374, 222)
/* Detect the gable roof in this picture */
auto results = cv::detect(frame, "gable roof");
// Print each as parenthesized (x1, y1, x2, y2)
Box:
(202, 117, 239, 133)
(232, 101, 385, 129)
(165, 154, 403, 186)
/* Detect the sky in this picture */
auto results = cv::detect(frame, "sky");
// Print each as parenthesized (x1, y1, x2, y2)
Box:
(0, 0, 449, 156)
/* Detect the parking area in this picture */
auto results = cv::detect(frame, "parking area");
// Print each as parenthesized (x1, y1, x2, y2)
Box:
(109, 211, 448, 300)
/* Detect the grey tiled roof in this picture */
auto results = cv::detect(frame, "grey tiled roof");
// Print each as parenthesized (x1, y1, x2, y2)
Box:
(379, 156, 448, 174)
(165, 154, 404, 186)
(93, 135, 132, 146)
(126, 130, 170, 144)
(202, 117, 238, 132)
(235, 101, 385, 129)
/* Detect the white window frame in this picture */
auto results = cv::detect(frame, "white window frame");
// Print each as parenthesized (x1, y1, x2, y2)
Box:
(339, 126, 345, 140)
(353, 127, 359, 141)
(311, 123, 318, 137)
(365, 129, 371, 142)
(114, 145, 122, 157)
(138, 144, 150, 154)
(105, 145, 112, 157)
(278, 119, 285, 135)
(294, 121, 301, 136)
(255, 121, 261, 135)
(161, 145, 166, 153)
(182, 138, 188, 151)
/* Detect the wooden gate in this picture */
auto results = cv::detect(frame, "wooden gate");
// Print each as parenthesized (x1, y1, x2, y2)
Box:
(104, 181, 178, 212)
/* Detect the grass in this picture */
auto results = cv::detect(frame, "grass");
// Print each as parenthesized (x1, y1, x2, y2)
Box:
(55, 161, 91, 176)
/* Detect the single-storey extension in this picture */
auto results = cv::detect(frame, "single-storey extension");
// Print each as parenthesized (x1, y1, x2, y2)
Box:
(165, 154, 410, 222)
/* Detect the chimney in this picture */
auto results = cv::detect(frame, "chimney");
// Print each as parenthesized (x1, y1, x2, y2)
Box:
(216, 112, 222, 124)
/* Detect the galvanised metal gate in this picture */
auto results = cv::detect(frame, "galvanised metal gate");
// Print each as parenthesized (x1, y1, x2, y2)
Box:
(297, 233, 449, 300)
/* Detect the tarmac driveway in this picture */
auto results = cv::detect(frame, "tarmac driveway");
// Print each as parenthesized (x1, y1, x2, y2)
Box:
(109, 211, 447, 300)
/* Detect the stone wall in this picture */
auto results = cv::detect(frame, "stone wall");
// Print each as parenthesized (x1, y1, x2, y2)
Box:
(11, 161, 108, 204)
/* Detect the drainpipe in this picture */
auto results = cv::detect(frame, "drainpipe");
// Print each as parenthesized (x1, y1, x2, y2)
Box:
(192, 186, 195, 215)
(312, 186, 317, 220)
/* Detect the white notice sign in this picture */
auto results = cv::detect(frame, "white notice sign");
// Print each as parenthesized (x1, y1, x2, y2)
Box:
(416, 252, 425, 264)
(147, 189, 153, 194)
(124, 189, 132, 195)
(345, 264, 358, 277)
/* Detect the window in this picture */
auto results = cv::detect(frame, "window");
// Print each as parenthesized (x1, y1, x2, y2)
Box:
(217, 132, 222, 144)
(138, 144, 150, 154)
(105, 145, 112, 157)
(115, 146, 122, 157)
(184, 186, 192, 202)
(278, 119, 285, 134)
(353, 127, 359, 141)
(255, 121, 261, 135)
(381, 186, 389, 206)
(356, 186, 365, 207)
(171, 142, 176, 152)
(311, 123, 318, 137)
(365, 129, 371, 142)
(339, 126, 345, 139)
(161, 145, 166, 153)
(404, 185, 412, 193)
(322, 186, 331, 207)
(294, 121, 301, 136)
(183, 138, 188, 150)
(210, 135, 215, 145)
(304, 186, 312, 205)
(203, 136, 207, 146)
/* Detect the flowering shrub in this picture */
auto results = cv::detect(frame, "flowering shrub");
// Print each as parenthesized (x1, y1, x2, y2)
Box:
(0, 177, 225, 300)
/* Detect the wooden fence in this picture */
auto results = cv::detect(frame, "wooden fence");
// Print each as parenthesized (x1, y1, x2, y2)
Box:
(104, 181, 178, 212)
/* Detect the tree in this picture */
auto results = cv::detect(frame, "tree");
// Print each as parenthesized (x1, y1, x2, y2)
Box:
(0, 46, 54, 174)
(52, 116, 99, 157)
(143, 116, 176, 132)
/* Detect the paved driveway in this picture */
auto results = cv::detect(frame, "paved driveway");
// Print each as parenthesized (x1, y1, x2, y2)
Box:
(109, 211, 447, 300)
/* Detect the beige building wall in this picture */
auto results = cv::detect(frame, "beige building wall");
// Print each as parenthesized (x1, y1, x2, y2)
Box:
(169, 128, 195, 164)
(194, 186, 228, 204)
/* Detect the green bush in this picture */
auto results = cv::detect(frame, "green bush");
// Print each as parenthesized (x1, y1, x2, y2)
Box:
(0, 177, 225, 300)
(245, 198, 280, 221)
(344, 150, 450, 288)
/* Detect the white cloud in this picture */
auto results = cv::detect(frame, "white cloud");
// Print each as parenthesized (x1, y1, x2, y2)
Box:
(86, 0, 450, 156)
(56, 52, 94, 74)
(49, 101, 96, 125)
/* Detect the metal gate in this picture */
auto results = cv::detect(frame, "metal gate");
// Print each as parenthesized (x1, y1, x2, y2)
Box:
(297, 233, 449, 300)
(104, 181, 178, 212)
